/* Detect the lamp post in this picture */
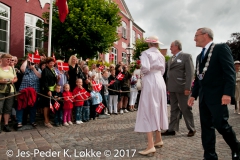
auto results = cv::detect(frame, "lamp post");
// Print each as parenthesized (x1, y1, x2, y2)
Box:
(126, 43, 133, 65)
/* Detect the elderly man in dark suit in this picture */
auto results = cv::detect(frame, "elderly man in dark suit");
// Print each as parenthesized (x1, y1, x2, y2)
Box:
(188, 27, 240, 160)
(162, 40, 196, 137)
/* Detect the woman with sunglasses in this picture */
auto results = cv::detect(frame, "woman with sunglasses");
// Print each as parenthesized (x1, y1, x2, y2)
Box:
(0, 54, 18, 133)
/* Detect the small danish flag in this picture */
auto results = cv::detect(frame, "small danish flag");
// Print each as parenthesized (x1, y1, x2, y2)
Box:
(116, 73, 124, 81)
(109, 80, 115, 85)
(78, 90, 91, 100)
(92, 81, 102, 92)
(57, 62, 69, 71)
(28, 53, 41, 63)
(99, 65, 104, 71)
(96, 103, 105, 114)
(50, 103, 55, 113)
(109, 54, 114, 60)
(53, 101, 60, 111)
(34, 49, 39, 55)
(66, 96, 74, 102)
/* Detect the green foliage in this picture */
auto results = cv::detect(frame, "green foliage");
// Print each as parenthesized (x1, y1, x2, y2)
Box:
(87, 59, 111, 68)
(165, 55, 170, 62)
(133, 38, 169, 62)
(226, 32, 240, 60)
(132, 38, 149, 60)
(43, 0, 121, 59)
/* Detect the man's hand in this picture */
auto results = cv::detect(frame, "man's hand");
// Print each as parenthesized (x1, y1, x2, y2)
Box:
(188, 97, 195, 107)
(29, 64, 35, 70)
(222, 95, 231, 105)
(184, 90, 191, 96)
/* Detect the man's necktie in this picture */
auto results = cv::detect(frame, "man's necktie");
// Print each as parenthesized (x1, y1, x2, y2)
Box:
(172, 55, 176, 62)
(201, 48, 206, 62)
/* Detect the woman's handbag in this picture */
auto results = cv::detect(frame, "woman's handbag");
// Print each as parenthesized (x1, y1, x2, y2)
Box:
(136, 79, 142, 90)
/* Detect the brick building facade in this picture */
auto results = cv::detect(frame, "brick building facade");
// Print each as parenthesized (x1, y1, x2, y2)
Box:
(103, 0, 145, 64)
(0, 0, 50, 58)
(0, 0, 145, 64)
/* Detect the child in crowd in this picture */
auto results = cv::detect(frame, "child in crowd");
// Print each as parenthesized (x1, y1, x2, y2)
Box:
(90, 85, 102, 120)
(82, 100, 90, 122)
(129, 75, 137, 112)
(100, 70, 110, 115)
(108, 69, 121, 115)
(72, 79, 84, 124)
(62, 84, 74, 126)
(54, 61, 68, 93)
(52, 85, 63, 127)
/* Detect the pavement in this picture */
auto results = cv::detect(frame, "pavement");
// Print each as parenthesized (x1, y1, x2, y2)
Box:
(0, 102, 240, 160)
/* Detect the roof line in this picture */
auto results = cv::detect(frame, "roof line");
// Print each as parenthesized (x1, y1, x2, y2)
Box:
(133, 21, 145, 33)
(120, 0, 133, 20)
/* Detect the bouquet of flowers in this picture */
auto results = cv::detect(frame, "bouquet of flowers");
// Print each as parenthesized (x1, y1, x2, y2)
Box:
(129, 60, 141, 73)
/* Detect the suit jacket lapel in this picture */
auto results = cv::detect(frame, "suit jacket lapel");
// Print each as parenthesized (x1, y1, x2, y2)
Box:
(202, 43, 213, 63)
(170, 53, 183, 68)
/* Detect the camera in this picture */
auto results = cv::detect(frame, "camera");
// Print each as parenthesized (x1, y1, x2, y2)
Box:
(28, 61, 35, 66)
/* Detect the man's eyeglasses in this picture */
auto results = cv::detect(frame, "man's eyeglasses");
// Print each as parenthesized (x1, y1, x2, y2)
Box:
(194, 33, 205, 38)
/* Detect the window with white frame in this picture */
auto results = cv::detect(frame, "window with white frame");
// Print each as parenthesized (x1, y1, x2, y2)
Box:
(137, 34, 141, 39)
(122, 21, 127, 39)
(111, 47, 117, 64)
(0, 3, 10, 53)
(122, 52, 127, 64)
(24, 13, 44, 55)
(132, 30, 136, 44)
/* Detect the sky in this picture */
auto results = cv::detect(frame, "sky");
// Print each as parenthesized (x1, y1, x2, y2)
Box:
(125, 0, 240, 62)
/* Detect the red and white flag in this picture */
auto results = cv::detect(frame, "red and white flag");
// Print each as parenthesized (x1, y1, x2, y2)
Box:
(56, 0, 69, 23)
(52, 53, 56, 62)
(57, 62, 69, 71)
(67, 96, 74, 102)
(50, 102, 55, 113)
(116, 73, 124, 81)
(35, 49, 39, 55)
(96, 103, 105, 114)
(109, 80, 115, 85)
(92, 81, 102, 92)
(98, 65, 104, 71)
(109, 54, 114, 60)
(28, 53, 41, 64)
(78, 90, 91, 100)
(53, 101, 60, 111)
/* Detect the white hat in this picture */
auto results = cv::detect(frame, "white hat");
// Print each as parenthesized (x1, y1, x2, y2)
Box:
(234, 61, 240, 64)
(145, 36, 164, 45)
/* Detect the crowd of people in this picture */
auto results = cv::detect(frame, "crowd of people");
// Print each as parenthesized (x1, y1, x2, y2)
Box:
(0, 53, 142, 132)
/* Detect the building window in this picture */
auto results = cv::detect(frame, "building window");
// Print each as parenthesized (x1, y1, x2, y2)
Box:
(132, 30, 136, 44)
(122, 52, 127, 64)
(111, 47, 117, 64)
(122, 21, 127, 39)
(0, 3, 10, 53)
(24, 13, 44, 55)
(137, 34, 141, 39)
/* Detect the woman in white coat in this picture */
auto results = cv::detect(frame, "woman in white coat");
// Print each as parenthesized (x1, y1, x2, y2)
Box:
(134, 36, 168, 156)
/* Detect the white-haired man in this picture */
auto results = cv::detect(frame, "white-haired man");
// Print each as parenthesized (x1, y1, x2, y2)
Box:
(188, 27, 240, 160)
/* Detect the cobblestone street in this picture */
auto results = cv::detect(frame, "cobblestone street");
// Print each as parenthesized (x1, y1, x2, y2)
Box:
(0, 103, 240, 160)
